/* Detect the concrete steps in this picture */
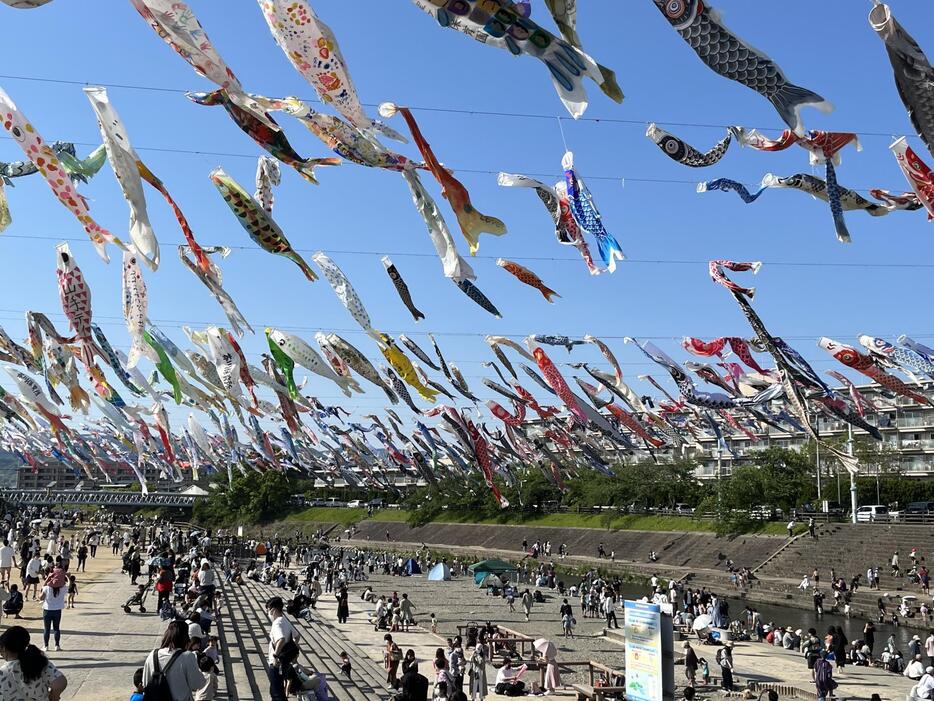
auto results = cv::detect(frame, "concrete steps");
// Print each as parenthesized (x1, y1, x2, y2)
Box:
(224, 575, 394, 701)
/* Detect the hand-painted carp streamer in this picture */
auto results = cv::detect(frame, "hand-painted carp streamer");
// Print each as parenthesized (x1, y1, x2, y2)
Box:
(859, 335, 934, 381)
(380, 102, 505, 255)
(1, 1, 54, 7)
(646, 123, 732, 167)
(84, 87, 160, 271)
(311, 252, 380, 341)
(543, 0, 622, 105)
(258, 0, 371, 131)
(761, 172, 889, 244)
(379, 338, 437, 403)
(382, 256, 425, 322)
(0, 182, 10, 232)
(254, 156, 281, 214)
(131, 0, 278, 130)
(188, 90, 340, 185)
(651, 0, 829, 135)
(497, 172, 598, 275)
(410, 0, 619, 119)
(709, 262, 861, 473)
(398, 336, 439, 372)
(323, 334, 397, 404)
(268, 328, 360, 398)
(697, 177, 769, 203)
(709, 260, 761, 299)
(210, 167, 317, 282)
(400, 169, 474, 283)
(454, 279, 502, 318)
(890, 137, 934, 220)
(562, 151, 624, 273)
(526, 337, 587, 425)
(870, 3, 934, 158)
(818, 337, 932, 408)
(177, 246, 253, 338)
(0, 141, 105, 187)
(0, 87, 124, 262)
(55, 244, 109, 399)
(122, 252, 153, 370)
(496, 259, 559, 303)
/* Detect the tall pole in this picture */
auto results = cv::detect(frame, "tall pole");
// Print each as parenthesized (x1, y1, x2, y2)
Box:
(716, 446, 722, 509)
(815, 427, 822, 504)
(849, 423, 858, 524)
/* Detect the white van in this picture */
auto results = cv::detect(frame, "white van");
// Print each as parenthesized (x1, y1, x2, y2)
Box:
(855, 505, 889, 522)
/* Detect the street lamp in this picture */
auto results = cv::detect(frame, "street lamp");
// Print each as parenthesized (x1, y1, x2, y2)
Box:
(848, 423, 858, 524)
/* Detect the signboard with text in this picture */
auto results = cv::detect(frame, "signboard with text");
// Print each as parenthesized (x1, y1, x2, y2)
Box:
(625, 600, 671, 701)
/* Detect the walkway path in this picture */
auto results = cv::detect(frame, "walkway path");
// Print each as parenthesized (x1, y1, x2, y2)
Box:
(1, 546, 238, 700)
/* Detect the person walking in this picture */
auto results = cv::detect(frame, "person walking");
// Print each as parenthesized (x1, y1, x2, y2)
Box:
(864, 621, 876, 658)
(142, 620, 205, 701)
(716, 643, 735, 692)
(813, 652, 836, 701)
(266, 596, 298, 701)
(787, 519, 795, 538)
(336, 585, 349, 624)
(467, 642, 487, 701)
(603, 590, 619, 629)
(683, 641, 698, 688)
(521, 589, 532, 622)
(384, 634, 402, 688)
(39, 578, 66, 652)
(0, 625, 68, 700)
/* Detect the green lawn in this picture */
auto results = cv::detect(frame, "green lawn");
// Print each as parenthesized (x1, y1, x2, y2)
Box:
(285, 507, 410, 525)
(283, 506, 793, 536)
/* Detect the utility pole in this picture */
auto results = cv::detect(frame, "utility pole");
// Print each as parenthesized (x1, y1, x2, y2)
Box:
(815, 426, 822, 504)
(848, 423, 858, 524)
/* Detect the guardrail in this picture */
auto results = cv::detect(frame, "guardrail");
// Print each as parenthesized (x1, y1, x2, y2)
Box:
(0, 489, 202, 508)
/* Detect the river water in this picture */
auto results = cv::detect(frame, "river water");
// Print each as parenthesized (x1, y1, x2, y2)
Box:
(611, 582, 919, 652)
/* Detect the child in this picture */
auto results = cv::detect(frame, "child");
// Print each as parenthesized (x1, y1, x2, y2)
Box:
(699, 658, 710, 685)
(130, 667, 144, 701)
(339, 650, 352, 678)
(562, 611, 575, 639)
(67, 575, 77, 609)
(429, 613, 438, 634)
(204, 636, 221, 670)
(194, 654, 218, 701)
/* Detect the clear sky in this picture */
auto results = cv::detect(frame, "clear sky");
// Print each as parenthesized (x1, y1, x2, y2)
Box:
(0, 0, 932, 429)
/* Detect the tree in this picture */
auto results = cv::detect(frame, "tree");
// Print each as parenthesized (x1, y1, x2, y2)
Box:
(193, 470, 294, 527)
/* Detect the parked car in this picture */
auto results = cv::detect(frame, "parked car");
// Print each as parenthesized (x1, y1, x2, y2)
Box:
(855, 505, 890, 522)
(367, 498, 384, 508)
(346, 500, 363, 508)
(674, 503, 694, 515)
(905, 501, 934, 515)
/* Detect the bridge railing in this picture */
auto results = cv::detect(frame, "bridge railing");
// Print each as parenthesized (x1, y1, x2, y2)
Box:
(0, 489, 201, 508)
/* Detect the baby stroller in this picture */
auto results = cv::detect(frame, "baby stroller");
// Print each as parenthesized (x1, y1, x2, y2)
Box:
(123, 583, 150, 614)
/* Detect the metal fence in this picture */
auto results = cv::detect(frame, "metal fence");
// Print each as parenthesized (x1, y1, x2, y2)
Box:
(0, 489, 200, 508)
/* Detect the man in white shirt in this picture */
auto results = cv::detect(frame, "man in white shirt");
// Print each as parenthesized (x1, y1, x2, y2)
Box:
(913, 667, 934, 700)
(266, 596, 297, 701)
(926, 632, 934, 669)
(906, 654, 927, 680)
(0, 540, 17, 586)
(495, 660, 525, 696)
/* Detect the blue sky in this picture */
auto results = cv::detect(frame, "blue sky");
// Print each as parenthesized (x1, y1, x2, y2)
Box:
(0, 0, 932, 427)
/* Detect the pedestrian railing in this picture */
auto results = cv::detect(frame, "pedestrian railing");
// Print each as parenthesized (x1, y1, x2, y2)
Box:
(0, 489, 202, 508)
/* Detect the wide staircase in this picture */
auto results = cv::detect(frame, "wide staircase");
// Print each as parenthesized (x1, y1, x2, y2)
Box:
(219, 575, 394, 701)
(756, 523, 934, 584)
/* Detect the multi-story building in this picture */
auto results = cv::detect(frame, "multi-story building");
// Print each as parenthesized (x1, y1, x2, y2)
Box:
(689, 382, 933, 479)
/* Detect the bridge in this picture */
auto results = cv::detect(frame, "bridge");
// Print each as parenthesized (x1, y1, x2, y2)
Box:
(0, 489, 203, 508)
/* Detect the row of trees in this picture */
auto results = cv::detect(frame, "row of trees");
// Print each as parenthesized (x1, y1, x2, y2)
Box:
(191, 443, 934, 533)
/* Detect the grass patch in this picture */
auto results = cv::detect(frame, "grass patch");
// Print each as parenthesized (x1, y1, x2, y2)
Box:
(286, 507, 368, 525)
(283, 507, 791, 536)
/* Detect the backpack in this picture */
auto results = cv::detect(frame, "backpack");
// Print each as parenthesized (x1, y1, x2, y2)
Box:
(142, 649, 182, 701)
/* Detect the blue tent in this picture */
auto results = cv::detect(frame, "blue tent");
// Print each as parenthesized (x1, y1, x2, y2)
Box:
(427, 562, 451, 581)
(404, 558, 421, 575)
